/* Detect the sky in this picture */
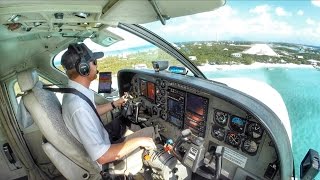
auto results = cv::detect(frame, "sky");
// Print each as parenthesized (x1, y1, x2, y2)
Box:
(143, 0, 320, 46)
(80, 0, 320, 55)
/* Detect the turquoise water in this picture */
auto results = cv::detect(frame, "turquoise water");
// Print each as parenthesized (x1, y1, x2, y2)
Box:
(204, 67, 320, 178)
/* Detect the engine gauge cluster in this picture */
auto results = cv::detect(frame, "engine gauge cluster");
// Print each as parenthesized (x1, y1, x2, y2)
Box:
(212, 109, 263, 155)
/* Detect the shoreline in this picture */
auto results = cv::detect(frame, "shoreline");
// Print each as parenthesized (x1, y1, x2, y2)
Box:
(197, 62, 314, 72)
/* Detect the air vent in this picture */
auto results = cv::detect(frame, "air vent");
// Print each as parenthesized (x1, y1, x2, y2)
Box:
(74, 12, 90, 18)
(54, 13, 64, 20)
(7, 15, 21, 23)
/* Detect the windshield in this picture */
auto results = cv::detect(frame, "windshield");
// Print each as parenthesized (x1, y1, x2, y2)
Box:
(142, 0, 320, 177)
(53, 27, 192, 94)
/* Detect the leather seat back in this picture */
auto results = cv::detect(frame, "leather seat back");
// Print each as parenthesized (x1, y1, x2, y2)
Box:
(17, 69, 100, 177)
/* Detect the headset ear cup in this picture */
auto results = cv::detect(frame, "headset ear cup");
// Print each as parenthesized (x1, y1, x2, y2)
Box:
(76, 58, 90, 76)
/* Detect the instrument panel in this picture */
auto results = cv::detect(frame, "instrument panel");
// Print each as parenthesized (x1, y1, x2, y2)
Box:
(132, 76, 208, 137)
(212, 110, 264, 156)
(126, 72, 280, 180)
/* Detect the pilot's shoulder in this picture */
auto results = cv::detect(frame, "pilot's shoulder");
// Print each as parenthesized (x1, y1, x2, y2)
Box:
(62, 94, 86, 111)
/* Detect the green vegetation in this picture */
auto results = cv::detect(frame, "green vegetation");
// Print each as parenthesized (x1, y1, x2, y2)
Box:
(179, 42, 320, 65)
(56, 41, 319, 76)
(97, 49, 183, 74)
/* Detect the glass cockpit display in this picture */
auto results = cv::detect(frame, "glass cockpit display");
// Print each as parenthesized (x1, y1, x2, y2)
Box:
(140, 79, 156, 102)
(186, 93, 206, 116)
(147, 81, 155, 102)
(185, 93, 208, 137)
(98, 72, 112, 93)
(168, 98, 184, 128)
(167, 88, 185, 129)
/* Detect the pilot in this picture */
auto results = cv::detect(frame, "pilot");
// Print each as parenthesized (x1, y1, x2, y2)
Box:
(60, 43, 156, 175)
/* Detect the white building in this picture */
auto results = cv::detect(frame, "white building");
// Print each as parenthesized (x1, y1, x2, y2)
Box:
(189, 56, 197, 61)
(134, 64, 147, 69)
(231, 53, 242, 58)
(280, 59, 287, 64)
(297, 55, 304, 59)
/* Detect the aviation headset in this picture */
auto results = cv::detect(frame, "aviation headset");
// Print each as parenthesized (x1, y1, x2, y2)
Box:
(70, 43, 91, 76)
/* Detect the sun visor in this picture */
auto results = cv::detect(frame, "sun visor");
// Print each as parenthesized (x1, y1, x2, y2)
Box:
(101, 0, 226, 25)
(91, 28, 124, 47)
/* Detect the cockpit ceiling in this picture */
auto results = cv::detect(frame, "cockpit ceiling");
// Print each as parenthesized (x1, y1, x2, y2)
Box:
(0, 0, 226, 40)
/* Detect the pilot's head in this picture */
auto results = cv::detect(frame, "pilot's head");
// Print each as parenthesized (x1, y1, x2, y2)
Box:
(61, 43, 103, 80)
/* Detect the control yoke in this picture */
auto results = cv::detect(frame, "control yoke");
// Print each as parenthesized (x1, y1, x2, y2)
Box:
(122, 99, 147, 123)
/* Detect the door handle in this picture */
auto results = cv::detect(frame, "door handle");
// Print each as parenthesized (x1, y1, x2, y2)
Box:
(3, 143, 16, 164)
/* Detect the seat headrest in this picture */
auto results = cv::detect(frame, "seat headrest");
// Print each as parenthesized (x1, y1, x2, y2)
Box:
(17, 69, 39, 92)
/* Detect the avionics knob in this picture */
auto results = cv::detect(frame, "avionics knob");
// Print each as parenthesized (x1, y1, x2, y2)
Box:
(160, 89, 165, 95)
(166, 139, 174, 145)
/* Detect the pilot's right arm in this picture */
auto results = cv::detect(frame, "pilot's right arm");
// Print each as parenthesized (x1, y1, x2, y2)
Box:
(71, 107, 156, 165)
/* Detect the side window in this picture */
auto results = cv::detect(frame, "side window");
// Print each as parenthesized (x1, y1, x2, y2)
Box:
(52, 27, 189, 98)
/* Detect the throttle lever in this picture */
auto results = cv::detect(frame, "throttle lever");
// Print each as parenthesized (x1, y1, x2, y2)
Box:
(134, 102, 141, 123)
(215, 146, 224, 180)
(172, 129, 192, 161)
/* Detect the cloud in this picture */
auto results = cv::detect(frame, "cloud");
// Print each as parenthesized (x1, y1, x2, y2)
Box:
(139, 4, 320, 46)
(311, 0, 320, 7)
(297, 10, 304, 16)
(148, 5, 295, 43)
(275, 7, 292, 16)
(249, 5, 271, 14)
(306, 18, 316, 25)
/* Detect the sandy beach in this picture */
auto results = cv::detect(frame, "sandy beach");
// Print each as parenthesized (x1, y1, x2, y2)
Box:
(197, 62, 314, 72)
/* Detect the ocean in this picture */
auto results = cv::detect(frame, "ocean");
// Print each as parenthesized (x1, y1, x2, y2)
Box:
(204, 67, 320, 178)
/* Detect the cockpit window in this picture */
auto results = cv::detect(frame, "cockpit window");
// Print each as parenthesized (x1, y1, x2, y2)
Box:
(52, 27, 192, 94)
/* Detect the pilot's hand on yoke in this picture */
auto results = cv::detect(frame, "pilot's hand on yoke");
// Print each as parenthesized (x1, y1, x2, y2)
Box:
(139, 137, 157, 150)
(113, 93, 129, 107)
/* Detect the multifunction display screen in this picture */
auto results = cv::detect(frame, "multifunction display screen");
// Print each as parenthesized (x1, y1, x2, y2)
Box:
(186, 93, 206, 116)
(147, 82, 155, 102)
(140, 80, 156, 102)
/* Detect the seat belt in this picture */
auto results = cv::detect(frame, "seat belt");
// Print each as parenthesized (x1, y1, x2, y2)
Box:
(43, 87, 104, 125)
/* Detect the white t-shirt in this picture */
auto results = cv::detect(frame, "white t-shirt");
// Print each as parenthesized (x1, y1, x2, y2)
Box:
(62, 80, 111, 162)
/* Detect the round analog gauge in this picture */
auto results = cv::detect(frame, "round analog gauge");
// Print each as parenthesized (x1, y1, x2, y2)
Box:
(156, 79, 161, 86)
(132, 77, 138, 85)
(247, 122, 263, 139)
(215, 111, 228, 126)
(152, 106, 158, 115)
(226, 132, 241, 148)
(160, 80, 166, 88)
(211, 126, 225, 141)
(242, 139, 258, 155)
(230, 116, 246, 132)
